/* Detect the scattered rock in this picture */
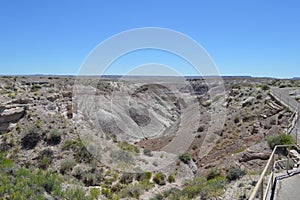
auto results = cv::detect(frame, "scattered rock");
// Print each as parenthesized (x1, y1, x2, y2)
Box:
(251, 122, 260, 134)
(241, 97, 255, 107)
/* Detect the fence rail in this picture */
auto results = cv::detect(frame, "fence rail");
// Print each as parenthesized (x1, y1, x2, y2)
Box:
(270, 88, 300, 144)
(249, 144, 300, 200)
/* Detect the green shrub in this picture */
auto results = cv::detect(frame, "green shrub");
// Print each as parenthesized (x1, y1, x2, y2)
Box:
(15, 124, 22, 132)
(21, 127, 41, 150)
(257, 94, 263, 100)
(120, 172, 134, 184)
(234, 116, 240, 124)
(111, 183, 123, 193)
(143, 148, 153, 157)
(182, 177, 205, 198)
(197, 126, 204, 132)
(204, 176, 226, 197)
(206, 168, 221, 180)
(64, 187, 87, 200)
(62, 138, 93, 163)
(226, 167, 245, 181)
(279, 84, 287, 88)
(270, 117, 277, 125)
(94, 170, 104, 184)
(40, 155, 51, 170)
(110, 150, 134, 164)
(101, 188, 112, 199)
(83, 172, 97, 186)
(144, 172, 152, 180)
(60, 158, 75, 174)
(62, 139, 74, 150)
(150, 194, 164, 200)
(264, 123, 272, 130)
(0, 155, 64, 199)
(179, 152, 191, 164)
(46, 129, 62, 145)
(118, 141, 140, 153)
(267, 134, 294, 149)
(168, 175, 175, 183)
(152, 161, 158, 166)
(181, 176, 226, 199)
(90, 188, 100, 199)
(31, 85, 41, 92)
(260, 85, 270, 91)
(72, 166, 83, 179)
(153, 173, 166, 186)
(135, 172, 147, 181)
(120, 183, 143, 199)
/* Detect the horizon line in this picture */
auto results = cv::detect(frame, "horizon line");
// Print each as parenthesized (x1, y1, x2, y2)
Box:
(0, 74, 299, 80)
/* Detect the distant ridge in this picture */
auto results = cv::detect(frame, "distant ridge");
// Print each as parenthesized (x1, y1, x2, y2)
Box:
(0, 74, 295, 80)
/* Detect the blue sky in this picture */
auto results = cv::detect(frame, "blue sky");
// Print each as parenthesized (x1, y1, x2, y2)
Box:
(0, 0, 299, 78)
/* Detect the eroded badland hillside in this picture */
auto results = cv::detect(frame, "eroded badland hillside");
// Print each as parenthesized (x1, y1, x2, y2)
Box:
(0, 76, 299, 199)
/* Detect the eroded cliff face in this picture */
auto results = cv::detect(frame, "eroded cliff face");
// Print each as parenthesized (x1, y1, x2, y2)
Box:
(74, 82, 192, 141)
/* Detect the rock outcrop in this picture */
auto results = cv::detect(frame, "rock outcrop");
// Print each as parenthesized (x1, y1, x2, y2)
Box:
(239, 150, 270, 162)
(0, 104, 26, 133)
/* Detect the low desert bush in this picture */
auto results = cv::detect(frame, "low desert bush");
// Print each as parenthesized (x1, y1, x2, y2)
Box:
(179, 152, 191, 164)
(21, 127, 41, 150)
(226, 167, 245, 181)
(267, 134, 294, 149)
(46, 129, 62, 145)
(153, 173, 166, 186)
(60, 158, 75, 174)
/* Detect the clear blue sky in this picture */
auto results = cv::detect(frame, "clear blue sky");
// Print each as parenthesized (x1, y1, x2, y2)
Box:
(0, 0, 299, 78)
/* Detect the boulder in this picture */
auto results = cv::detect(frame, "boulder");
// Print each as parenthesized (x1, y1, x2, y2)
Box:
(12, 98, 32, 104)
(62, 91, 72, 98)
(47, 94, 59, 102)
(239, 150, 270, 162)
(0, 105, 26, 132)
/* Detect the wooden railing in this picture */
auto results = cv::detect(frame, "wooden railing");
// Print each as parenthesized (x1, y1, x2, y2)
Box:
(249, 144, 299, 200)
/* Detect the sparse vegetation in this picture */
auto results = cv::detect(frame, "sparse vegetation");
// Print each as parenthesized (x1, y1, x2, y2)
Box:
(119, 183, 143, 199)
(31, 85, 42, 92)
(153, 172, 166, 185)
(120, 172, 134, 184)
(168, 174, 176, 183)
(0, 152, 93, 199)
(46, 129, 62, 145)
(179, 152, 191, 164)
(152, 175, 226, 199)
(234, 116, 240, 124)
(267, 133, 294, 149)
(226, 167, 246, 182)
(206, 168, 221, 180)
(60, 158, 75, 174)
(118, 141, 140, 154)
(62, 138, 93, 163)
(259, 84, 270, 91)
(197, 126, 204, 132)
(20, 126, 41, 149)
(143, 148, 153, 156)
